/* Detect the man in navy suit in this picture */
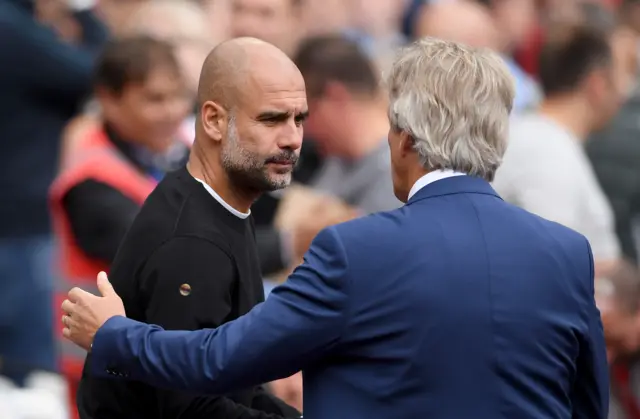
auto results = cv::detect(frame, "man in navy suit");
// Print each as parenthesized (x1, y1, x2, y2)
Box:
(61, 37, 609, 419)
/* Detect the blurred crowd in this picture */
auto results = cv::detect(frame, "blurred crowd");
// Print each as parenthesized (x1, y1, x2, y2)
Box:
(2, 0, 640, 418)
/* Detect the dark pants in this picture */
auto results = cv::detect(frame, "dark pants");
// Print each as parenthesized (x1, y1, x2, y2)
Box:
(0, 235, 57, 386)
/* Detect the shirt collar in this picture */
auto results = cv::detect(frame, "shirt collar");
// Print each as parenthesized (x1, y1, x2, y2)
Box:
(408, 170, 467, 200)
(193, 177, 251, 219)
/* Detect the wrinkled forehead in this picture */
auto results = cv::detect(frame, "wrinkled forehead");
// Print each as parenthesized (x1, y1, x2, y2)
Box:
(237, 63, 307, 116)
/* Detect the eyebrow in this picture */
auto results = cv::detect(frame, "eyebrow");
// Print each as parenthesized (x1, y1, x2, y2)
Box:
(256, 110, 309, 122)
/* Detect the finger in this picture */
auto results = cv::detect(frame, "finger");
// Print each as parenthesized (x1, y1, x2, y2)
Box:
(97, 271, 115, 297)
(66, 315, 79, 329)
(61, 299, 76, 315)
(68, 286, 95, 302)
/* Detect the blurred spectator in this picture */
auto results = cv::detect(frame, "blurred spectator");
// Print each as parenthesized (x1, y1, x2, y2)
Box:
(486, 0, 541, 110)
(0, 0, 107, 386)
(124, 0, 219, 98)
(587, 8, 640, 263)
(346, 0, 408, 71)
(618, 0, 640, 34)
(295, 35, 401, 214)
(488, 0, 538, 55)
(300, 0, 351, 37)
(269, 34, 403, 265)
(61, 0, 216, 167)
(596, 261, 640, 419)
(349, 0, 408, 39)
(414, 0, 501, 48)
(199, 0, 233, 43)
(95, 0, 148, 36)
(230, 0, 304, 56)
(493, 23, 624, 265)
(414, 0, 540, 111)
(49, 36, 190, 407)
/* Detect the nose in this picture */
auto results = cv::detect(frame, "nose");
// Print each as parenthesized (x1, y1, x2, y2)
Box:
(279, 132, 303, 152)
(277, 120, 304, 151)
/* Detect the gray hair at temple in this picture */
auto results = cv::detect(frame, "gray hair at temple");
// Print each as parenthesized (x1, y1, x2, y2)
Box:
(385, 37, 515, 181)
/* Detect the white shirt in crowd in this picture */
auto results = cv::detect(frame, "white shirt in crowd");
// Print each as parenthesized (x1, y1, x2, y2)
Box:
(492, 113, 621, 261)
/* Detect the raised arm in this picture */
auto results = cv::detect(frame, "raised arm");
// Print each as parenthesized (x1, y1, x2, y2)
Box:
(90, 226, 351, 395)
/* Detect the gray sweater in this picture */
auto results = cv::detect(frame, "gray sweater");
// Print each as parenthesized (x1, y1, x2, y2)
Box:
(492, 113, 620, 261)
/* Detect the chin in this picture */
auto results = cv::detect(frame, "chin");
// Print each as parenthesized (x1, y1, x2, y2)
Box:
(263, 174, 292, 191)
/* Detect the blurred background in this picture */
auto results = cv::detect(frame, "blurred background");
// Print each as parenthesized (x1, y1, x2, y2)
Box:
(3, 0, 640, 418)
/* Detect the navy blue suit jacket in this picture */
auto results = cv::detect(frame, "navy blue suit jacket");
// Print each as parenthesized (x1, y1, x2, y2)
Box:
(92, 176, 608, 419)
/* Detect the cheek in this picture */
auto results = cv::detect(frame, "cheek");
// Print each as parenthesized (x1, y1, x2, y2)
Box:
(112, 97, 144, 127)
(234, 126, 269, 158)
(137, 102, 165, 128)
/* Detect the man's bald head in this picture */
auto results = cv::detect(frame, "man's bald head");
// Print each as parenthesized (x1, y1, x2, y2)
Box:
(415, 1, 500, 49)
(192, 37, 306, 196)
(196, 37, 302, 110)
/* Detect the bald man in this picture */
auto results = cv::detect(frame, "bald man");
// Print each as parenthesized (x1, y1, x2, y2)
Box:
(74, 37, 303, 419)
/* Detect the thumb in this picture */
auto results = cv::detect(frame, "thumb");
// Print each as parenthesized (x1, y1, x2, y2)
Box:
(97, 271, 115, 297)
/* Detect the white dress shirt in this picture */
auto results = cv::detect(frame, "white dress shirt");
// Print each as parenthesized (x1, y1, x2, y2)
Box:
(408, 170, 466, 200)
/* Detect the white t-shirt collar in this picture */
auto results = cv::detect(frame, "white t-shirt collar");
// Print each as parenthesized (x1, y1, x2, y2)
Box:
(193, 177, 250, 219)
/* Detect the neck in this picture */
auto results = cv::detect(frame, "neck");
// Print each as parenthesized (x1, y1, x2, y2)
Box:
(538, 95, 593, 141)
(408, 167, 430, 189)
(397, 161, 430, 203)
(187, 140, 257, 213)
(344, 102, 389, 159)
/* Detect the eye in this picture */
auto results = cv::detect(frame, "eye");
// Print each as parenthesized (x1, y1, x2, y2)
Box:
(294, 113, 308, 127)
(262, 118, 280, 126)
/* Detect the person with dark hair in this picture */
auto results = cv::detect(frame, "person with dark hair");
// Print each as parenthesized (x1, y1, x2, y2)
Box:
(294, 35, 401, 213)
(284, 35, 401, 264)
(49, 35, 191, 405)
(493, 23, 628, 270)
(585, 2, 640, 265)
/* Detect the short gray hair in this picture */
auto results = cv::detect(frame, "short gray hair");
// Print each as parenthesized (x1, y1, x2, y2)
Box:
(386, 37, 515, 181)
